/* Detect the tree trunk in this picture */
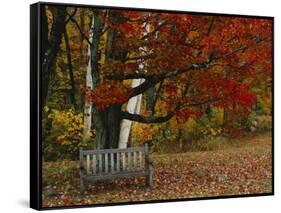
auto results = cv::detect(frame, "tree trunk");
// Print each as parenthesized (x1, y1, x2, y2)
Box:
(82, 15, 95, 144)
(79, 10, 85, 66)
(42, 6, 67, 106)
(177, 128, 184, 151)
(88, 10, 106, 149)
(118, 79, 144, 148)
(64, 30, 76, 109)
(118, 15, 152, 148)
(94, 105, 122, 149)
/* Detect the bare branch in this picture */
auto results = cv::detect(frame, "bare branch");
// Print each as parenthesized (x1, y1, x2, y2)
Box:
(65, 8, 77, 24)
(124, 52, 156, 62)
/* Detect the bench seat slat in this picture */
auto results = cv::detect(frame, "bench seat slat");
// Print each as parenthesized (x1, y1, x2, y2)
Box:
(105, 153, 108, 173)
(122, 153, 126, 171)
(99, 154, 102, 173)
(139, 151, 142, 171)
(110, 153, 114, 173)
(116, 153, 120, 172)
(86, 155, 90, 175)
(93, 154, 96, 175)
(83, 171, 149, 181)
(133, 151, 137, 171)
(128, 152, 132, 171)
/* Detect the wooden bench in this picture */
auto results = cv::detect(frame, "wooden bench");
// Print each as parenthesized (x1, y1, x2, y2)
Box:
(79, 144, 153, 194)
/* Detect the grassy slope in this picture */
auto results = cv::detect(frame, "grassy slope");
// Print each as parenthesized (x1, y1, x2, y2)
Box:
(42, 132, 272, 207)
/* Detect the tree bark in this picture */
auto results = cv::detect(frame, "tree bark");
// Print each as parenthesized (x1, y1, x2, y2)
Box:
(42, 6, 67, 106)
(79, 9, 85, 66)
(118, 15, 152, 148)
(64, 30, 76, 109)
(94, 105, 122, 149)
(82, 15, 95, 144)
(118, 79, 144, 148)
(88, 10, 111, 149)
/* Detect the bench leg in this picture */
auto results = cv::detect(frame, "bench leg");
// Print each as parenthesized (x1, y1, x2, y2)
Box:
(146, 165, 153, 187)
(80, 177, 85, 195)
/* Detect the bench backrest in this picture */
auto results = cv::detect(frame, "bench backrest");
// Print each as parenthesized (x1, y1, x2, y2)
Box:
(80, 144, 149, 176)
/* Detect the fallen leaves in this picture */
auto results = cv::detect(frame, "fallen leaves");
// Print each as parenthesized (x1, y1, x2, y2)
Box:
(42, 133, 272, 207)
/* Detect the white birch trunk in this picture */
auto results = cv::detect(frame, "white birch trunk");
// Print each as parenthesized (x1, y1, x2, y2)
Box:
(118, 79, 144, 148)
(118, 18, 151, 148)
(82, 16, 95, 144)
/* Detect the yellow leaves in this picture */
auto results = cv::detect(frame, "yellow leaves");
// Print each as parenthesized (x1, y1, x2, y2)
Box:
(44, 106, 50, 113)
(187, 31, 200, 41)
(57, 135, 65, 141)
(47, 108, 86, 149)
(61, 140, 72, 146)
(209, 64, 225, 74)
(201, 127, 222, 136)
(131, 123, 159, 146)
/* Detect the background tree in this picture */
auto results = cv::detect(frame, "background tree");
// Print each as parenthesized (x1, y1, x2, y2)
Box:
(42, 7, 272, 156)
(42, 6, 67, 106)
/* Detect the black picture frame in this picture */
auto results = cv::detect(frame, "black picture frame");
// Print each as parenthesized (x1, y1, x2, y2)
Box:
(30, 1, 274, 210)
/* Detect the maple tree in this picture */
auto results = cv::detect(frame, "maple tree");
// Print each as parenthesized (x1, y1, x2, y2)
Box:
(83, 10, 272, 149)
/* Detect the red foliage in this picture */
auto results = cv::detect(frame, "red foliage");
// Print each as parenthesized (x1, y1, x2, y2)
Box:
(87, 82, 129, 110)
(86, 11, 272, 124)
(175, 108, 203, 123)
(118, 22, 134, 33)
(163, 84, 178, 94)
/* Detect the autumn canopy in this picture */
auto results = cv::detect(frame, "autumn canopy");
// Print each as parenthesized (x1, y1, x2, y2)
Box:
(42, 6, 272, 151)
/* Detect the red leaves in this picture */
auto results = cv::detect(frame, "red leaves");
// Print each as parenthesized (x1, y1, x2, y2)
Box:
(201, 36, 220, 50)
(175, 108, 203, 123)
(119, 22, 134, 33)
(194, 73, 257, 114)
(87, 82, 129, 110)
(143, 129, 153, 135)
(163, 84, 178, 94)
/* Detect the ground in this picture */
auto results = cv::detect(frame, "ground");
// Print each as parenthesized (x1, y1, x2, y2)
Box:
(42, 132, 272, 207)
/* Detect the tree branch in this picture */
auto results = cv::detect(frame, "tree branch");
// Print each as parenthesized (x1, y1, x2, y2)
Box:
(124, 52, 156, 62)
(65, 8, 77, 24)
(207, 17, 215, 35)
(121, 96, 220, 124)
(105, 27, 268, 82)
(121, 111, 174, 123)
(141, 20, 168, 40)
(151, 80, 164, 115)
(128, 61, 211, 99)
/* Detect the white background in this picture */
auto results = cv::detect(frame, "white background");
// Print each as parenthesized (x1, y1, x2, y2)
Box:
(0, 0, 278, 212)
